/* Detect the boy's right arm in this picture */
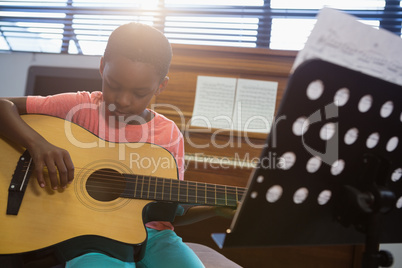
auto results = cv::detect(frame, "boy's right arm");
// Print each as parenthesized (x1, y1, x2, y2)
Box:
(0, 98, 74, 190)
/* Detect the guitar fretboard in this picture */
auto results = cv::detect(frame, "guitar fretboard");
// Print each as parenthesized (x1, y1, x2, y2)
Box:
(122, 175, 244, 207)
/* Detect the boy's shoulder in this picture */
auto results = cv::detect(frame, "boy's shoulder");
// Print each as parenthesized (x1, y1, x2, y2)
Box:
(152, 110, 174, 124)
(151, 110, 182, 133)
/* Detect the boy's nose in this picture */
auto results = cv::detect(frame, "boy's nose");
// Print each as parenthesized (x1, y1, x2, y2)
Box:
(115, 93, 131, 108)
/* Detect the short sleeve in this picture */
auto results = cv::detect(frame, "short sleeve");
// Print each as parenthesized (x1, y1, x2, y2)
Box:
(27, 92, 90, 118)
(26, 91, 103, 133)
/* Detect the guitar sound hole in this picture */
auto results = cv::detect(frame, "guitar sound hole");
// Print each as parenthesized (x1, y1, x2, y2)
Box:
(86, 168, 126, 202)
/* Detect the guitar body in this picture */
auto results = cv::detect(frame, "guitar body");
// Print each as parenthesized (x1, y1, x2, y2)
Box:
(0, 115, 179, 262)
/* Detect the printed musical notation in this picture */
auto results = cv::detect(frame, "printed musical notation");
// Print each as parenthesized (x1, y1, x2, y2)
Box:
(190, 75, 278, 133)
(293, 8, 402, 87)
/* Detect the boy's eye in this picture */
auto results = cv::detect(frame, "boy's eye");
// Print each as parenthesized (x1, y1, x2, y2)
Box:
(133, 89, 151, 98)
(135, 93, 148, 98)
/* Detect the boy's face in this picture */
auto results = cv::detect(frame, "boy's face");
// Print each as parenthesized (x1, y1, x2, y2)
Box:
(100, 55, 168, 124)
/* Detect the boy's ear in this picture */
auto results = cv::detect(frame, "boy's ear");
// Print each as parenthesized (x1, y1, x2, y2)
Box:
(155, 76, 169, 96)
(99, 56, 105, 77)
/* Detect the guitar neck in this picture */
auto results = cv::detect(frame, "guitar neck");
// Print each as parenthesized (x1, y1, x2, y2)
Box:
(122, 175, 244, 207)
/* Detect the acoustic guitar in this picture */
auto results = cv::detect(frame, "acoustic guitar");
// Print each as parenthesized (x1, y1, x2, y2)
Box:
(0, 114, 244, 262)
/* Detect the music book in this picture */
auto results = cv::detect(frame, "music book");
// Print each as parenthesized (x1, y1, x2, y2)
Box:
(190, 75, 278, 133)
(292, 7, 402, 87)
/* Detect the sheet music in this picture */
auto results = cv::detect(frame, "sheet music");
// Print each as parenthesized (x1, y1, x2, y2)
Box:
(293, 8, 402, 86)
(190, 76, 237, 129)
(191, 76, 278, 132)
(233, 79, 278, 133)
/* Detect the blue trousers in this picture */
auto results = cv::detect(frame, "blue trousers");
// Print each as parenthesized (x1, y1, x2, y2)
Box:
(66, 228, 204, 268)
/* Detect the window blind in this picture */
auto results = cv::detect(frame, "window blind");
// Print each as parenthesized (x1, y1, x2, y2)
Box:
(0, 0, 400, 54)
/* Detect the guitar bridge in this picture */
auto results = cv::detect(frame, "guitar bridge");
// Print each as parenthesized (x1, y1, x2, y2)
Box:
(7, 150, 33, 215)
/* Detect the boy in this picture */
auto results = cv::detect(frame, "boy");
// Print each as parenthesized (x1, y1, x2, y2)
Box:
(0, 22, 231, 268)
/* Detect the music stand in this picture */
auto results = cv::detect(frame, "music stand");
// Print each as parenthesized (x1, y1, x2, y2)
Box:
(212, 59, 402, 268)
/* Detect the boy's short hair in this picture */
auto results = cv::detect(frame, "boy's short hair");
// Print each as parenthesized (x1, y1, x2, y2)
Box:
(104, 22, 172, 80)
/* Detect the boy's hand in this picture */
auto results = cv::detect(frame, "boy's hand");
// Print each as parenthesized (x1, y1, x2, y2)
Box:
(29, 139, 74, 190)
(0, 98, 74, 190)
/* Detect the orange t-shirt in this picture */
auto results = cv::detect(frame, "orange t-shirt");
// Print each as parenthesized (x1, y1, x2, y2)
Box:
(27, 91, 184, 230)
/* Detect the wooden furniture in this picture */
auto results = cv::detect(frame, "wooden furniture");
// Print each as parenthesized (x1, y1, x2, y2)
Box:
(153, 44, 364, 267)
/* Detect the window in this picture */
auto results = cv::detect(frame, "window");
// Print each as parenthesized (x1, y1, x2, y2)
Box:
(0, 0, 401, 54)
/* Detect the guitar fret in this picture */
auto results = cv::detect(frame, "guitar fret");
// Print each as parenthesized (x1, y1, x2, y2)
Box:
(206, 184, 216, 206)
(197, 182, 206, 204)
(170, 180, 179, 202)
(187, 181, 197, 204)
(216, 185, 226, 206)
(215, 184, 217, 205)
(140, 176, 145, 199)
(169, 179, 172, 201)
(205, 184, 207, 203)
(147, 177, 151, 199)
(162, 178, 173, 202)
(146, 179, 150, 199)
(155, 178, 164, 201)
(186, 181, 189, 203)
(154, 177, 157, 200)
(225, 185, 227, 206)
(133, 175, 139, 198)
(163, 178, 172, 202)
(135, 175, 144, 199)
(177, 181, 180, 202)
(226, 186, 239, 207)
(162, 178, 165, 201)
(145, 178, 150, 199)
(179, 181, 187, 202)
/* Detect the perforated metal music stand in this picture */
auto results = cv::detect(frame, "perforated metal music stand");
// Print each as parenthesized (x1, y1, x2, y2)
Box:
(212, 59, 402, 268)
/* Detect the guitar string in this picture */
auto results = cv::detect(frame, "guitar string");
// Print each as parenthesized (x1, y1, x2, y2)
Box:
(85, 183, 244, 206)
(85, 182, 243, 204)
(85, 176, 246, 197)
(20, 162, 247, 192)
(17, 164, 241, 206)
(86, 183, 246, 198)
(19, 166, 244, 205)
(84, 185, 241, 205)
(20, 164, 247, 196)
